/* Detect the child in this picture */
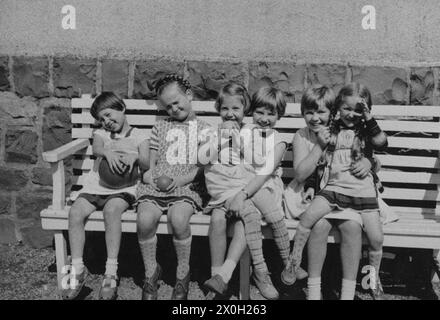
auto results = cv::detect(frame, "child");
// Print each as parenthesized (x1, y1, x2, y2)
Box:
(204, 84, 295, 300)
(281, 83, 388, 300)
(136, 74, 212, 300)
(62, 92, 149, 300)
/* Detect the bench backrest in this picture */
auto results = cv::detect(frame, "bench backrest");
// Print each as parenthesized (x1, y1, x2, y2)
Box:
(71, 95, 440, 220)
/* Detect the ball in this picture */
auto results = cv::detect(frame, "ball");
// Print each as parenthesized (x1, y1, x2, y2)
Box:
(155, 175, 173, 192)
(98, 158, 140, 189)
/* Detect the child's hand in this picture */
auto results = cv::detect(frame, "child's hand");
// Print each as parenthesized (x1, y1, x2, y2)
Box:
(302, 188, 315, 203)
(357, 98, 372, 121)
(225, 192, 246, 218)
(165, 176, 186, 193)
(316, 127, 331, 149)
(143, 171, 160, 191)
(350, 157, 371, 179)
(104, 151, 125, 174)
(120, 154, 138, 173)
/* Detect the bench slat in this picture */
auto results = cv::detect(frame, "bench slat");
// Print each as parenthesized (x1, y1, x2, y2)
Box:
(72, 97, 440, 117)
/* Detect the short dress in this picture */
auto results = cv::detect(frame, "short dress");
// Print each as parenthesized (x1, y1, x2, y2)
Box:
(283, 126, 398, 226)
(204, 124, 289, 214)
(136, 116, 213, 212)
(70, 127, 147, 203)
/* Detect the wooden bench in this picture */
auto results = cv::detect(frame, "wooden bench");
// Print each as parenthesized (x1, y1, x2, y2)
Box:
(40, 94, 440, 299)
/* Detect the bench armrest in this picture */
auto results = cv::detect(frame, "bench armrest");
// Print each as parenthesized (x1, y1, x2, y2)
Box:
(42, 139, 90, 163)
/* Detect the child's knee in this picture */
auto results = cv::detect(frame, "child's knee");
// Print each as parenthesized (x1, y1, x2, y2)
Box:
(368, 234, 384, 251)
(69, 206, 85, 224)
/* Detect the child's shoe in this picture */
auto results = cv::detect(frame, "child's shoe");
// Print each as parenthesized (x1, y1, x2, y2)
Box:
(369, 279, 384, 300)
(142, 264, 162, 300)
(252, 269, 279, 300)
(281, 257, 308, 285)
(171, 271, 191, 300)
(98, 274, 119, 300)
(61, 266, 89, 300)
(203, 274, 228, 296)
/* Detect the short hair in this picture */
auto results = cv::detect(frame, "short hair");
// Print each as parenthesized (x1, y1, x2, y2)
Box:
(335, 82, 372, 113)
(300, 85, 335, 115)
(215, 82, 251, 114)
(90, 92, 126, 120)
(154, 73, 192, 96)
(250, 87, 286, 118)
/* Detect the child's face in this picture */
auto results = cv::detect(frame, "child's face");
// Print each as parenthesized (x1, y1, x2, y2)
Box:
(159, 83, 193, 121)
(219, 95, 245, 125)
(252, 106, 278, 129)
(97, 108, 126, 133)
(339, 96, 364, 128)
(303, 103, 331, 133)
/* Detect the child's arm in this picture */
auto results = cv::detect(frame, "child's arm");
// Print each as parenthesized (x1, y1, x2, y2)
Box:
(142, 148, 160, 191)
(293, 127, 330, 183)
(138, 140, 150, 171)
(92, 133, 125, 174)
(226, 142, 287, 217)
(361, 103, 388, 150)
(166, 166, 204, 192)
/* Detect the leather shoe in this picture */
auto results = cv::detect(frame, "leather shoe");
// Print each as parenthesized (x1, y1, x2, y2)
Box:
(141, 264, 162, 300)
(203, 274, 228, 296)
(171, 271, 190, 300)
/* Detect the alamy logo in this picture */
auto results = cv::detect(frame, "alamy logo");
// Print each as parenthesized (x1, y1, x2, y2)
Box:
(361, 265, 377, 290)
(164, 122, 277, 175)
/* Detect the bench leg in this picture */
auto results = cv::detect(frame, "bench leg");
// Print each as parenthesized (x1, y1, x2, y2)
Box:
(432, 249, 440, 283)
(54, 231, 68, 290)
(239, 247, 251, 300)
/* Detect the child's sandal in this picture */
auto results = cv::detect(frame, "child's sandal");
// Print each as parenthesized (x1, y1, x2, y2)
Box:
(98, 274, 119, 300)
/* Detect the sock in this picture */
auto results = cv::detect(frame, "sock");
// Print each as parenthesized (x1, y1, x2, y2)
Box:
(211, 266, 222, 277)
(269, 217, 290, 266)
(139, 235, 157, 278)
(71, 257, 84, 275)
(218, 259, 237, 283)
(173, 236, 192, 279)
(105, 258, 118, 277)
(340, 279, 356, 300)
(290, 224, 311, 267)
(368, 249, 383, 287)
(241, 204, 267, 273)
(307, 277, 321, 300)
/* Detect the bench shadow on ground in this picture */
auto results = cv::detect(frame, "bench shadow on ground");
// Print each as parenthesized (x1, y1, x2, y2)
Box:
(49, 232, 439, 300)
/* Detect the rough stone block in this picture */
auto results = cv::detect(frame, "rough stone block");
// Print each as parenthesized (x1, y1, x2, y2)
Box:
(133, 60, 184, 99)
(31, 167, 52, 186)
(16, 190, 52, 220)
(53, 57, 96, 98)
(102, 59, 129, 98)
(0, 92, 39, 126)
(352, 66, 409, 105)
(42, 104, 71, 152)
(5, 129, 38, 164)
(249, 62, 306, 102)
(410, 67, 434, 105)
(20, 221, 54, 249)
(0, 193, 12, 215)
(0, 219, 17, 244)
(307, 64, 347, 94)
(0, 56, 10, 91)
(187, 61, 247, 100)
(13, 56, 49, 98)
(0, 167, 28, 191)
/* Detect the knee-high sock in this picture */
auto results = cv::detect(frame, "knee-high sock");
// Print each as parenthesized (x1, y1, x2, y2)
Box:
(263, 209, 290, 266)
(139, 235, 158, 278)
(340, 279, 356, 300)
(369, 249, 383, 286)
(173, 236, 192, 279)
(290, 224, 311, 267)
(240, 205, 267, 273)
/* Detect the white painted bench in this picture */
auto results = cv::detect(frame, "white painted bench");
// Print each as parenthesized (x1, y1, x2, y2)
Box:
(41, 94, 440, 299)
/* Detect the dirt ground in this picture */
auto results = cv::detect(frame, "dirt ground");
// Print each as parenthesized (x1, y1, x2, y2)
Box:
(1, 233, 439, 300)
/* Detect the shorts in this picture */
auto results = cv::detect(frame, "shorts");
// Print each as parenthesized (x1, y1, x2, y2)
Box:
(136, 195, 200, 213)
(77, 192, 136, 210)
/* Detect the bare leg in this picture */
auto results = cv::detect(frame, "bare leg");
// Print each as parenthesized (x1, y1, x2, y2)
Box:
(208, 208, 228, 271)
(102, 197, 129, 261)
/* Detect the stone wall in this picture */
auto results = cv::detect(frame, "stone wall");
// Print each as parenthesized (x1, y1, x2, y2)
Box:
(0, 55, 439, 248)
